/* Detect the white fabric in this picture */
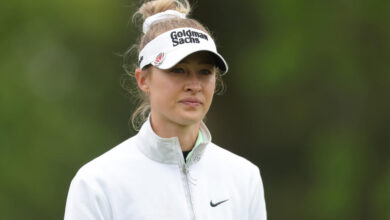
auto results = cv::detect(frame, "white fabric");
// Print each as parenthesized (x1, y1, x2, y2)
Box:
(138, 27, 228, 73)
(143, 10, 186, 34)
(64, 118, 266, 220)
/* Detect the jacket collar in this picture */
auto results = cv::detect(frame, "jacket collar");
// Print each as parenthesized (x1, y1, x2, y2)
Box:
(135, 117, 212, 165)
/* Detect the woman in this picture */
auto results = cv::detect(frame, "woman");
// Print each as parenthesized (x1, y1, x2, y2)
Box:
(64, 0, 266, 219)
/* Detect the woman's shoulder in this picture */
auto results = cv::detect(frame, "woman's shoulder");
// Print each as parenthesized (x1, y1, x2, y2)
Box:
(71, 136, 142, 182)
(204, 142, 261, 174)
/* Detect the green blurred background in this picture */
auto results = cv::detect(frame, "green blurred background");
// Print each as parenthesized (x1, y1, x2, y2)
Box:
(1, 0, 389, 219)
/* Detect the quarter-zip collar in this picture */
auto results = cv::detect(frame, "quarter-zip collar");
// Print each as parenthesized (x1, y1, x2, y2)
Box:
(136, 117, 212, 165)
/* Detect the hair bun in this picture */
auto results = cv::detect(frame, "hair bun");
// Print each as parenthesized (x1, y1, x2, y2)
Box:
(137, 0, 191, 21)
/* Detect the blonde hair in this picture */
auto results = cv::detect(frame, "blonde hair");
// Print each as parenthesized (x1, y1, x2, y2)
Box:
(123, 0, 225, 130)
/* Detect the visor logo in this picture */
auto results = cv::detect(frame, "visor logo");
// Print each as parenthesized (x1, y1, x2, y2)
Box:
(152, 52, 165, 66)
(171, 29, 209, 47)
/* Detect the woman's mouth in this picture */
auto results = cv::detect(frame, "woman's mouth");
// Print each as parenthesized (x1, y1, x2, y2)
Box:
(179, 98, 202, 107)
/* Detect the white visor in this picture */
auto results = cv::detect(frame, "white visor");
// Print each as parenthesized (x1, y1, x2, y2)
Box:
(139, 28, 228, 73)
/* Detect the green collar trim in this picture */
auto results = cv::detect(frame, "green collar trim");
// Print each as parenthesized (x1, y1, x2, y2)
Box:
(186, 130, 203, 162)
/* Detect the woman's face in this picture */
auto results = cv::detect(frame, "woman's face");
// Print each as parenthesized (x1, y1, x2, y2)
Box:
(142, 51, 217, 128)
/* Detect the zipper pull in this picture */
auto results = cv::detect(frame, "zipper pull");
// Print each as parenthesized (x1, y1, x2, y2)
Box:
(182, 166, 189, 174)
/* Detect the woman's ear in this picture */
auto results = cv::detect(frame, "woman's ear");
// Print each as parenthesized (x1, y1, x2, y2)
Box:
(135, 68, 150, 94)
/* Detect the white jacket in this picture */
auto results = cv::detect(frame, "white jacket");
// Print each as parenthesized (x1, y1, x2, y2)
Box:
(64, 118, 267, 220)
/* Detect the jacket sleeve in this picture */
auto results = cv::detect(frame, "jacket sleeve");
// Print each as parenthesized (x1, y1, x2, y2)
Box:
(249, 166, 267, 220)
(64, 172, 112, 220)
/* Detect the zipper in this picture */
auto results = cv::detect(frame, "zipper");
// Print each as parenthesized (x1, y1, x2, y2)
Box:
(182, 165, 196, 220)
(177, 140, 196, 220)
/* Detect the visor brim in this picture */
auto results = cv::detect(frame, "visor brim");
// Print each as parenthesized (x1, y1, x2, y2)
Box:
(153, 46, 228, 73)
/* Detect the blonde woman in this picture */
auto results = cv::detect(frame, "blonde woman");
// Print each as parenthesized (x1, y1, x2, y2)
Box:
(64, 0, 266, 219)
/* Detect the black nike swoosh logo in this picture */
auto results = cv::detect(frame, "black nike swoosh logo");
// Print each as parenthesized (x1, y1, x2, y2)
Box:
(210, 199, 229, 207)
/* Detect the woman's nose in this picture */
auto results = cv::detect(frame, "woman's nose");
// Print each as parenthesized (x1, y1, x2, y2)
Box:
(184, 72, 201, 92)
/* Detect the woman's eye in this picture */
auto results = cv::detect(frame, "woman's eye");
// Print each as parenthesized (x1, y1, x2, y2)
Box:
(171, 68, 185, 73)
(200, 69, 212, 75)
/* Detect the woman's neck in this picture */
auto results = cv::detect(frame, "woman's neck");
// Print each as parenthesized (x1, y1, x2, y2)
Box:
(150, 115, 200, 152)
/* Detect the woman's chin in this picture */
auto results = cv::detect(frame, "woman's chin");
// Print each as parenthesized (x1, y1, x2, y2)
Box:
(175, 111, 205, 126)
